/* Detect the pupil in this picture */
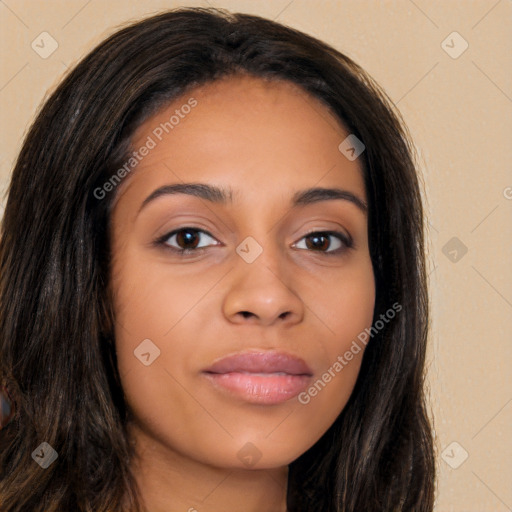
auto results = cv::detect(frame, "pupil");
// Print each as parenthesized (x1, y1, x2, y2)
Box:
(178, 229, 198, 249)
(308, 234, 328, 251)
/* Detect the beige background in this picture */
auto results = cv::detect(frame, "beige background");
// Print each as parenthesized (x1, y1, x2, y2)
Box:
(0, 1, 511, 510)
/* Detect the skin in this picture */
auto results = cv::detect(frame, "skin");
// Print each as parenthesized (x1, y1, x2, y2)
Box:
(109, 74, 375, 512)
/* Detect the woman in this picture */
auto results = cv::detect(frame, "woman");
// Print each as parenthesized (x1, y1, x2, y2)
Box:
(0, 7, 435, 511)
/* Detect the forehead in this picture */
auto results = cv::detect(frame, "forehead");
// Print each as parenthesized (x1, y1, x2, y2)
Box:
(114, 74, 366, 210)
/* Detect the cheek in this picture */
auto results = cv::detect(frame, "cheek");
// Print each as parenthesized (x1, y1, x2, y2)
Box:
(293, 257, 375, 432)
(318, 255, 375, 333)
(111, 254, 199, 399)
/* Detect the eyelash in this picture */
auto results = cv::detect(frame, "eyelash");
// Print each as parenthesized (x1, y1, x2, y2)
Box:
(155, 227, 354, 258)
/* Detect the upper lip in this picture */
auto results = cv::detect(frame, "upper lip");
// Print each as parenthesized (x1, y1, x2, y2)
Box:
(203, 351, 313, 376)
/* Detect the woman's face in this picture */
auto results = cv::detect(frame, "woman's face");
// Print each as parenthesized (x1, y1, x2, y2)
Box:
(110, 75, 375, 470)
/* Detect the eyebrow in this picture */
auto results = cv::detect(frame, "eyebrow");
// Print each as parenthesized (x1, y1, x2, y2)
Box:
(138, 183, 368, 215)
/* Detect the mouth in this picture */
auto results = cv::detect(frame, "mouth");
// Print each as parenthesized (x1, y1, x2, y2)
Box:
(202, 351, 313, 405)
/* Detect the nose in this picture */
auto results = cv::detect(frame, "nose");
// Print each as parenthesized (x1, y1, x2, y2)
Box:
(222, 245, 304, 327)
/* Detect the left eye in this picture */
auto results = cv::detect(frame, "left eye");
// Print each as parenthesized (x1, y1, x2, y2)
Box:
(293, 231, 350, 254)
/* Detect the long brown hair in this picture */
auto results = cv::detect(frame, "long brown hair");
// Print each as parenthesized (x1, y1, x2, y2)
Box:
(0, 7, 435, 511)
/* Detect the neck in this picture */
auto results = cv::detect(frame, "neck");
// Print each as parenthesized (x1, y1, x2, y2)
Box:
(126, 422, 288, 512)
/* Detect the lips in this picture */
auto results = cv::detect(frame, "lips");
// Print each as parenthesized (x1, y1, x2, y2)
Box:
(202, 351, 313, 405)
(203, 351, 313, 376)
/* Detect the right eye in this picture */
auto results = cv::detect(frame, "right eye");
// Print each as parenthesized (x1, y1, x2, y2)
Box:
(156, 227, 220, 256)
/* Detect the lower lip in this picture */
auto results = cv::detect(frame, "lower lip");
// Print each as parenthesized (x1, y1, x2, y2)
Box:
(203, 372, 311, 405)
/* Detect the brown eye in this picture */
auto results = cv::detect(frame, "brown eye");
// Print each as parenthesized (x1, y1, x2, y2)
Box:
(175, 229, 200, 250)
(161, 227, 218, 253)
(305, 233, 331, 251)
(294, 231, 352, 256)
